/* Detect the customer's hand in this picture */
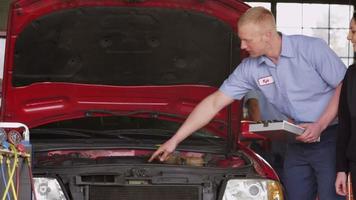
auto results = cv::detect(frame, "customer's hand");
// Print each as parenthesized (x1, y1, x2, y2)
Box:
(148, 139, 178, 162)
(335, 172, 347, 196)
(295, 122, 322, 143)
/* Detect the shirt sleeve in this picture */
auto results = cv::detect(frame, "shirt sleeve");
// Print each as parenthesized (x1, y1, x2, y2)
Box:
(336, 69, 351, 172)
(219, 61, 256, 100)
(309, 38, 346, 88)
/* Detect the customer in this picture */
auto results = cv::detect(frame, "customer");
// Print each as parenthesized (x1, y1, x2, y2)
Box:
(149, 7, 346, 200)
(335, 11, 356, 197)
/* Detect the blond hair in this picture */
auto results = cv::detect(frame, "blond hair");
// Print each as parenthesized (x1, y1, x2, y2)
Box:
(238, 7, 276, 33)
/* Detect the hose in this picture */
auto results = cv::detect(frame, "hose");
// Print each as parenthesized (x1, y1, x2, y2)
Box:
(6, 157, 18, 200)
(0, 155, 10, 200)
(16, 159, 20, 200)
(6, 147, 18, 200)
(1, 150, 18, 200)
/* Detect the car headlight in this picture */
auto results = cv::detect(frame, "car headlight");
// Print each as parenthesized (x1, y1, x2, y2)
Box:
(222, 179, 284, 200)
(33, 177, 67, 200)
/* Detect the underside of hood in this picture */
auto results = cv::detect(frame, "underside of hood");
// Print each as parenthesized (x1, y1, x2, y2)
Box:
(13, 6, 239, 87)
(2, 0, 248, 128)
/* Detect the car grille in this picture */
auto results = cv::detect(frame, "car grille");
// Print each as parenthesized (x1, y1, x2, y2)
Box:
(89, 185, 200, 200)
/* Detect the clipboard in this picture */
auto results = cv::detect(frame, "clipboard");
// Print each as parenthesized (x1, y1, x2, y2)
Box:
(248, 120, 319, 142)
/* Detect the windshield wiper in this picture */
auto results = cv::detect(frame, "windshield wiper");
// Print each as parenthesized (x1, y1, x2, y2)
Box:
(93, 128, 225, 146)
(31, 127, 225, 149)
(31, 128, 140, 143)
(107, 129, 225, 145)
(31, 128, 92, 138)
(84, 109, 227, 126)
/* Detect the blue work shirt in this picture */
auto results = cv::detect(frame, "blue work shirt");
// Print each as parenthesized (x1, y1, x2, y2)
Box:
(220, 33, 346, 123)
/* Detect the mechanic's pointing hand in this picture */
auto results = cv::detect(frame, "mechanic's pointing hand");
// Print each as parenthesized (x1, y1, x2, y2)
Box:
(148, 139, 178, 162)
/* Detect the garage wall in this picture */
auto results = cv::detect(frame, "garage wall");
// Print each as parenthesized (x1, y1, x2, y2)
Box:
(0, 0, 8, 79)
(0, 0, 11, 32)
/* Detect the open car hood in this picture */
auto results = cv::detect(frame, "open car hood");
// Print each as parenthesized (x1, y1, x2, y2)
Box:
(1, 0, 248, 137)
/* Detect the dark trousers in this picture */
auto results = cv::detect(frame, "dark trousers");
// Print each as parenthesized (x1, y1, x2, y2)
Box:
(350, 162, 356, 197)
(283, 125, 344, 200)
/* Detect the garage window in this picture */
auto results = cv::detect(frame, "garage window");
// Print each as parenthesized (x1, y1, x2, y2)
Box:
(247, 2, 354, 66)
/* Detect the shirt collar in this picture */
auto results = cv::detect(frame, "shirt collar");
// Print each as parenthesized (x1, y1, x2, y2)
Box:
(280, 33, 295, 58)
(257, 33, 295, 65)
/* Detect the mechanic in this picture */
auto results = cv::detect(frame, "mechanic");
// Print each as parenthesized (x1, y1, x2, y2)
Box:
(243, 90, 287, 182)
(335, 11, 356, 197)
(149, 6, 346, 200)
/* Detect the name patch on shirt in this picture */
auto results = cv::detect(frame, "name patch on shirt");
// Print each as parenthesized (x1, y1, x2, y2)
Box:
(258, 76, 274, 86)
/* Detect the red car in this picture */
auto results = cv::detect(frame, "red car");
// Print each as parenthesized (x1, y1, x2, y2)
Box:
(1, 0, 283, 199)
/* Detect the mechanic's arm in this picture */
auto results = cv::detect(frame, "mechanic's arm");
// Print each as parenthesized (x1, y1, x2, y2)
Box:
(149, 90, 234, 162)
(296, 82, 342, 143)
